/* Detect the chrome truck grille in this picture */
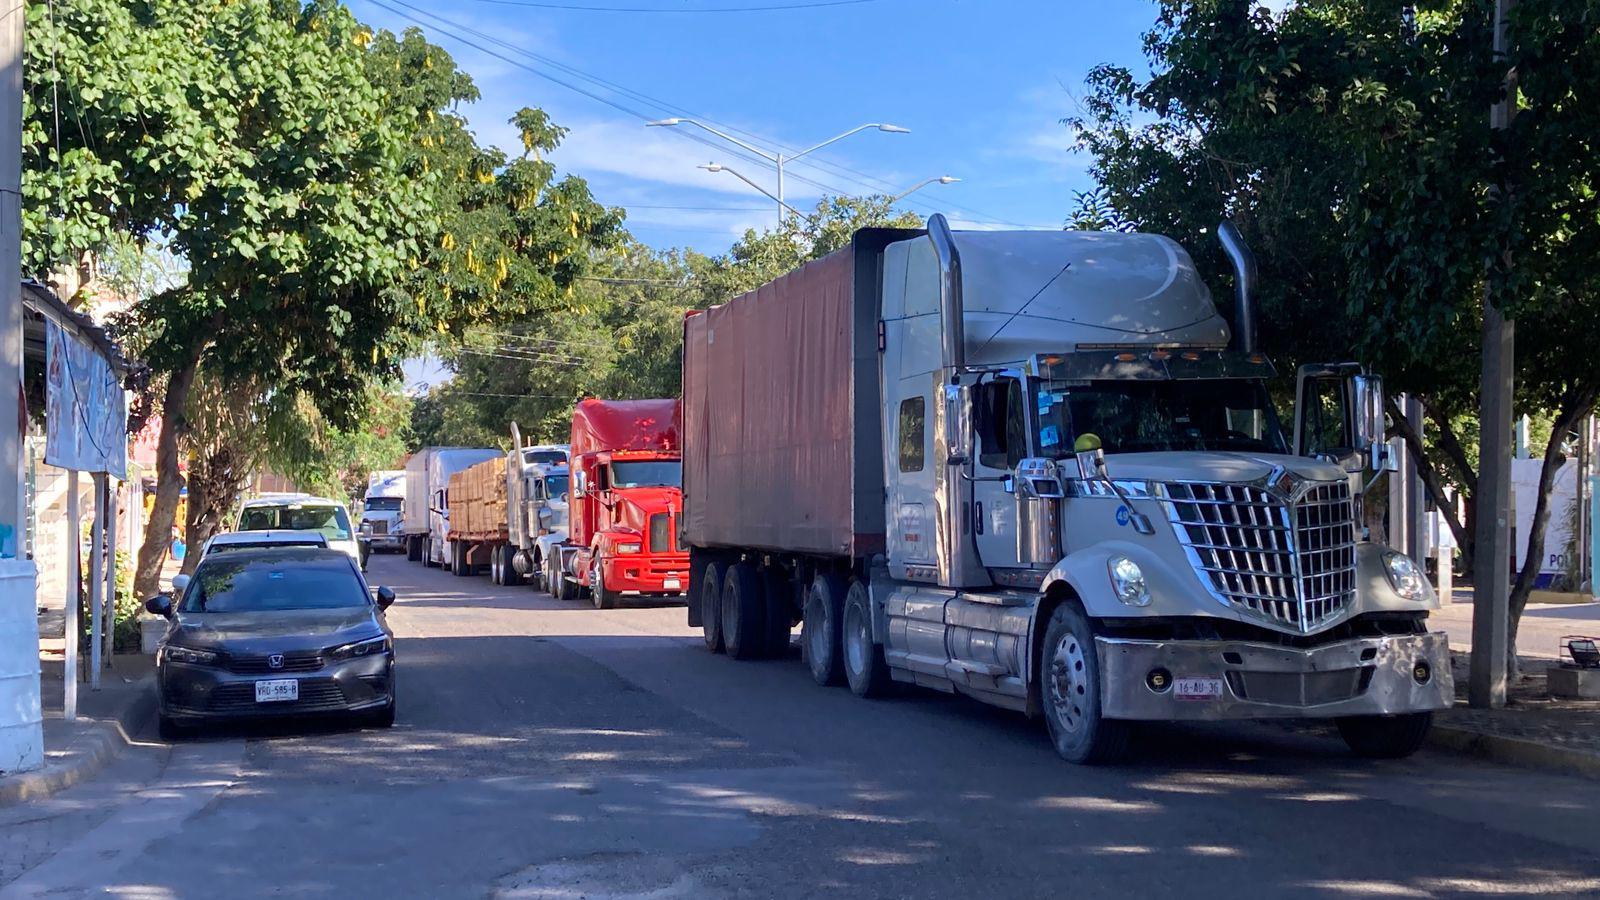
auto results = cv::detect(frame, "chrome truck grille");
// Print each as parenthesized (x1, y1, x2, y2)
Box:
(1164, 479, 1357, 633)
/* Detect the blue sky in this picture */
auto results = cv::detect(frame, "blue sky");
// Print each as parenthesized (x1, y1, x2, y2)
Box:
(352, 0, 1166, 257)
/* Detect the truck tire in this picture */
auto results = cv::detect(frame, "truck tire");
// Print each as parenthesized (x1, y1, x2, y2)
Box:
(590, 556, 616, 610)
(490, 547, 503, 585)
(407, 536, 422, 562)
(452, 541, 470, 577)
(1336, 712, 1433, 759)
(501, 546, 523, 587)
(1040, 602, 1130, 765)
(721, 562, 766, 660)
(700, 560, 725, 653)
(842, 580, 891, 697)
(547, 554, 565, 600)
(803, 573, 847, 686)
(761, 567, 793, 657)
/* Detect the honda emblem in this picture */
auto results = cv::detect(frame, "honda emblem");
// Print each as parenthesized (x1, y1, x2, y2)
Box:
(268, 653, 285, 669)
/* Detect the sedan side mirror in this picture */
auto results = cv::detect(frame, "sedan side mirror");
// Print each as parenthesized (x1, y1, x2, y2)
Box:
(375, 586, 396, 610)
(145, 594, 174, 618)
(170, 573, 190, 595)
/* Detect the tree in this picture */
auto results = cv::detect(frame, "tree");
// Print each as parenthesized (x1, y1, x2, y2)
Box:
(1069, 0, 1600, 664)
(26, 5, 619, 598)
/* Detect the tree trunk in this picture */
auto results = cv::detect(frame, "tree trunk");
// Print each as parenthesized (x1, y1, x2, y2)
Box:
(132, 347, 202, 599)
(1385, 396, 1470, 558)
(181, 436, 251, 575)
(1507, 392, 1596, 677)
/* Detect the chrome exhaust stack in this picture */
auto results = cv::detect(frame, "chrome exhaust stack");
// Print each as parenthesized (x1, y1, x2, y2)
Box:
(927, 213, 966, 371)
(1217, 220, 1258, 354)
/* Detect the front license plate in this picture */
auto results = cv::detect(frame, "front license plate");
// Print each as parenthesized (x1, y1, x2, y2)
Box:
(1175, 676, 1224, 701)
(255, 679, 299, 703)
(663, 577, 682, 591)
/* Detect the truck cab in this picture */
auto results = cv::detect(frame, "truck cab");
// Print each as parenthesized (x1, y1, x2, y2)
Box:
(555, 399, 688, 609)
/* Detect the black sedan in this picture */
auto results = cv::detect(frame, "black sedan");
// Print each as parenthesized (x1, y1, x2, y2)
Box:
(146, 546, 398, 739)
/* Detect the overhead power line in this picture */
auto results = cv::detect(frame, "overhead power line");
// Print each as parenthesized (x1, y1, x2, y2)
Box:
(371, 0, 1052, 228)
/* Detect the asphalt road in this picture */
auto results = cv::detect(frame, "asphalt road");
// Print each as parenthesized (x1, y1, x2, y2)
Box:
(4, 553, 1599, 899)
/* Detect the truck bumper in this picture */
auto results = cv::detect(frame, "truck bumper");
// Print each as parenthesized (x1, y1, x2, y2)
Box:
(1096, 632, 1453, 720)
(601, 555, 690, 595)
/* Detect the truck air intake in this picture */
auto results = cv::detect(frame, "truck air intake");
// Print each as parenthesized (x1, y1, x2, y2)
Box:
(1217, 220, 1259, 355)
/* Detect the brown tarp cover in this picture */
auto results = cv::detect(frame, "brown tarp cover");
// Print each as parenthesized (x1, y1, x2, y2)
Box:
(682, 248, 865, 556)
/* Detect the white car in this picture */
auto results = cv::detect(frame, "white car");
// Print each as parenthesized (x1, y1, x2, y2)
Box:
(170, 529, 329, 594)
(235, 496, 361, 568)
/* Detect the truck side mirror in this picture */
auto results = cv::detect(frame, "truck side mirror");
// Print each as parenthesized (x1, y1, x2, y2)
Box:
(1294, 364, 1387, 474)
(1350, 373, 1387, 471)
(944, 382, 973, 465)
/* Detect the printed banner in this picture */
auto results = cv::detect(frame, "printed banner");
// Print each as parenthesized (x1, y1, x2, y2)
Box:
(44, 319, 128, 479)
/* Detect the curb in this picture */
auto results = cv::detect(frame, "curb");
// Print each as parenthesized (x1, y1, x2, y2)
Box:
(0, 675, 158, 808)
(1429, 724, 1600, 781)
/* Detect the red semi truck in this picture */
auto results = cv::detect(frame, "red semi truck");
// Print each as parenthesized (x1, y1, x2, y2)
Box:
(547, 398, 689, 609)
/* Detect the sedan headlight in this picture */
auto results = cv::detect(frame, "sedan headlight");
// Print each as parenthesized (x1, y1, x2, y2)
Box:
(616, 542, 642, 554)
(1107, 556, 1151, 607)
(328, 635, 391, 661)
(1382, 551, 1432, 602)
(162, 644, 219, 666)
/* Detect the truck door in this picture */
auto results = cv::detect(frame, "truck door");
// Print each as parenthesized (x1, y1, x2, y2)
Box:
(887, 383, 937, 579)
(971, 375, 1026, 570)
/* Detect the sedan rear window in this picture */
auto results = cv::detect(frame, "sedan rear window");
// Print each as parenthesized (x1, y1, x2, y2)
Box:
(182, 553, 368, 612)
(238, 503, 352, 541)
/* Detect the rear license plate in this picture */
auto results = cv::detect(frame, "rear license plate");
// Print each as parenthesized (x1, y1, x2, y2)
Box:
(255, 679, 299, 703)
(1175, 677, 1224, 701)
(663, 578, 682, 591)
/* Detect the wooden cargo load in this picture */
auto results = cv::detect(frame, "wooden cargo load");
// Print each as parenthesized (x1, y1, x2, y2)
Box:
(447, 456, 508, 542)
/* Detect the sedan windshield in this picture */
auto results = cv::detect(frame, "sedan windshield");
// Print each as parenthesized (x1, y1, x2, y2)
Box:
(182, 551, 369, 613)
(239, 503, 352, 541)
(610, 461, 681, 489)
(1036, 378, 1287, 456)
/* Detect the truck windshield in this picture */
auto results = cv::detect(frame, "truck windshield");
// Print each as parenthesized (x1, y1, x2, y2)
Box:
(610, 461, 681, 489)
(1036, 379, 1287, 456)
(364, 497, 401, 512)
(544, 475, 570, 500)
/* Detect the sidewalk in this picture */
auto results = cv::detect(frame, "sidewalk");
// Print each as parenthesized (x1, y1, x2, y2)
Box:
(0, 655, 156, 806)
(1428, 587, 1600, 779)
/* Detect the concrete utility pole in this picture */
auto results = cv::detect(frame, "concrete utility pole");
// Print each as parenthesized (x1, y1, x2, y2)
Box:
(0, 0, 43, 771)
(1470, 0, 1517, 709)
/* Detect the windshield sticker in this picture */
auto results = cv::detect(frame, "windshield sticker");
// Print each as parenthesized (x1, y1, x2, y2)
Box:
(1039, 391, 1061, 414)
(1040, 424, 1062, 448)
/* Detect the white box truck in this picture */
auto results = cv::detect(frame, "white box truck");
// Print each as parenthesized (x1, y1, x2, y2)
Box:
(402, 447, 502, 567)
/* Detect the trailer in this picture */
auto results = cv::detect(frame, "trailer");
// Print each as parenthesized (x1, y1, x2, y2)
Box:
(682, 216, 1452, 765)
(401, 446, 502, 567)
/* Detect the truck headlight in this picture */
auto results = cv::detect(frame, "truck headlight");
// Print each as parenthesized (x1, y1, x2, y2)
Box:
(1382, 551, 1432, 601)
(617, 542, 642, 554)
(1107, 556, 1151, 607)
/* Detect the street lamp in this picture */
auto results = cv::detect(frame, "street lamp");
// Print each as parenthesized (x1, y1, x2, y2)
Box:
(889, 175, 960, 204)
(650, 118, 910, 224)
(697, 163, 808, 221)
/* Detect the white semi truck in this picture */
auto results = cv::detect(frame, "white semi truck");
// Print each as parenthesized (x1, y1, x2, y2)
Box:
(361, 470, 406, 553)
(401, 447, 502, 567)
(682, 216, 1451, 764)
(504, 423, 570, 589)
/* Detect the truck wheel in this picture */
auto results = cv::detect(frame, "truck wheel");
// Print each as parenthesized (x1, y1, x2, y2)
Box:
(502, 547, 524, 587)
(761, 567, 793, 657)
(407, 537, 422, 562)
(700, 560, 725, 653)
(721, 562, 766, 660)
(590, 557, 616, 610)
(490, 548, 503, 584)
(547, 554, 565, 600)
(803, 573, 847, 686)
(1336, 712, 1433, 759)
(1041, 603, 1130, 765)
(842, 581, 891, 697)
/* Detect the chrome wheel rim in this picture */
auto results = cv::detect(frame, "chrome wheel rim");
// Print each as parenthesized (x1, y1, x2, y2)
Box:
(1047, 632, 1090, 735)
